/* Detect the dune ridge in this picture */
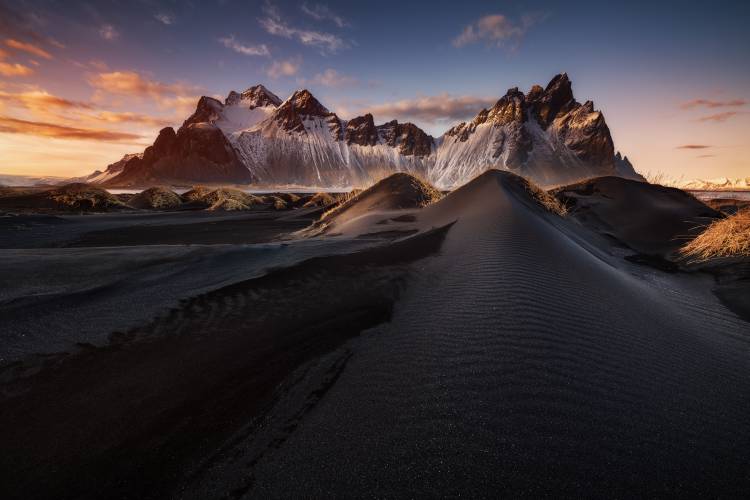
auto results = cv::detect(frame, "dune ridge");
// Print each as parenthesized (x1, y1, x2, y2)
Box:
(239, 169, 750, 497)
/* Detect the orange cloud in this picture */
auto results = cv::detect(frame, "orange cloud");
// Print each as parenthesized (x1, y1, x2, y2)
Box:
(87, 71, 199, 100)
(0, 88, 176, 128)
(5, 38, 53, 59)
(0, 62, 34, 76)
(0, 89, 92, 111)
(0, 48, 7, 59)
(95, 110, 172, 127)
(676, 144, 711, 149)
(0, 115, 142, 141)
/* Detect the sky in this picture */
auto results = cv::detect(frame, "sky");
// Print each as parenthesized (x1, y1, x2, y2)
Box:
(0, 0, 748, 181)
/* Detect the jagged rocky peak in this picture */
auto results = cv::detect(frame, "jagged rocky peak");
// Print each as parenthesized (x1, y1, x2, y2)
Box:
(486, 87, 527, 126)
(182, 96, 224, 128)
(377, 120, 434, 157)
(226, 84, 282, 108)
(345, 113, 378, 146)
(273, 89, 339, 135)
(528, 72, 577, 128)
(446, 87, 526, 142)
(285, 89, 332, 116)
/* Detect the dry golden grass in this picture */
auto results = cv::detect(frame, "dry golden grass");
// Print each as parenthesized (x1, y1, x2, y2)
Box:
(680, 209, 750, 262)
(518, 176, 568, 216)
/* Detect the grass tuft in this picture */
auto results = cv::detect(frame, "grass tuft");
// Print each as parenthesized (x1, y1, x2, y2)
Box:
(680, 209, 750, 262)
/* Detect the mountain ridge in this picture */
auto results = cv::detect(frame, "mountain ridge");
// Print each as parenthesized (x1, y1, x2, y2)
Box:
(87, 74, 644, 188)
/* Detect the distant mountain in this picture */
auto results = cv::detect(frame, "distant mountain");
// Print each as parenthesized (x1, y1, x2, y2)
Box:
(0, 174, 69, 187)
(88, 75, 644, 189)
(679, 177, 750, 191)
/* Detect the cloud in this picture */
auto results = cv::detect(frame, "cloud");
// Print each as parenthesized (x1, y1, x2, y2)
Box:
(99, 24, 119, 41)
(0, 89, 92, 111)
(697, 154, 715, 158)
(219, 35, 270, 57)
(94, 111, 172, 127)
(87, 71, 200, 100)
(302, 68, 356, 87)
(301, 3, 350, 28)
(681, 98, 746, 109)
(697, 111, 742, 123)
(676, 144, 711, 149)
(260, 3, 348, 53)
(453, 13, 542, 49)
(0, 115, 142, 141)
(364, 94, 497, 124)
(267, 58, 302, 79)
(0, 62, 34, 76)
(154, 13, 175, 25)
(0, 88, 174, 128)
(5, 39, 52, 59)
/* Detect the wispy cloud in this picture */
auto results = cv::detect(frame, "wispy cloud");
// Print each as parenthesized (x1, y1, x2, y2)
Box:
(0, 62, 34, 76)
(87, 71, 200, 100)
(0, 115, 141, 142)
(453, 13, 544, 50)
(365, 94, 496, 124)
(0, 88, 173, 128)
(154, 13, 175, 25)
(302, 68, 356, 87)
(680, 98, 746, 109)
(697, 154, 715, 158)
(0, 89, 92, 111)
(5, 38, 52, 59)
(260, 2, 348, 54)
(301, 3, 350, 28)
(99, 24, 119, 41)
(697, 111, 743, 123)
(218, 35, 270, 56)
(94, 110, 172, 127)
(267, 57, 302, 79)
(676, 144, 712, 149)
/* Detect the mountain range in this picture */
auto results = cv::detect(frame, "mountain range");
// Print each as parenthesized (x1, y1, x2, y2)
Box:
(84, 73, 643, 189)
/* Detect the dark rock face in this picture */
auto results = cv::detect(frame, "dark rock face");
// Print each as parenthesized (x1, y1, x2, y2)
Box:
(557, 101, 614, 166)
(528, 72, 576, 128)
(182, 97, 224, 128)
(377, 121, 433, 157)
(345, 114, 379, 146)
(103, 123, 251, 187)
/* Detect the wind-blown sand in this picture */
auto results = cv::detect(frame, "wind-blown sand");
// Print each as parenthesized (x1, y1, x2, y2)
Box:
(202, 171, 750, 498)
(0, 170, 748, 498)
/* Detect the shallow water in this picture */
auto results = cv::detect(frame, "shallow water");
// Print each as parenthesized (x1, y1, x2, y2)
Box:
(689, 190, 750, 201)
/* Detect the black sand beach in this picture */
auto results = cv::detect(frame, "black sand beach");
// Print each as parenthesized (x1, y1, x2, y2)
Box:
(1, 172, 748, 499)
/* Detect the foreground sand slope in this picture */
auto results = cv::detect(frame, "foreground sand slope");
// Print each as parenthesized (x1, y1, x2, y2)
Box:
(223, 170, 750, 498)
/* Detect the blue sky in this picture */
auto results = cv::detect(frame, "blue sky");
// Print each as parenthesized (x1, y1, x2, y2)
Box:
(0, 0, 748, 179)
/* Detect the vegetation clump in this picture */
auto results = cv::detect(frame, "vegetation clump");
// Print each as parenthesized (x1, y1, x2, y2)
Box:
(681, 209, 750, 261)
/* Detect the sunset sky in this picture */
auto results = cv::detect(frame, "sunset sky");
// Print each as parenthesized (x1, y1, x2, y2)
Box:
(0, 0, 747, 181)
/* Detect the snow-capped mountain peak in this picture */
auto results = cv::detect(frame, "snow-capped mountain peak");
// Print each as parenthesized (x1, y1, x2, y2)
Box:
(89, 74, 645, 188)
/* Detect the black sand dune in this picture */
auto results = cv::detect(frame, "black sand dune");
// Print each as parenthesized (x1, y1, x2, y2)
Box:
(313, 172, 442, 234)
(0, 224, 452, 500)
(0, 170, 748, 498)
(554, 176, 722, 256)
(234, 171, 749, 498)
